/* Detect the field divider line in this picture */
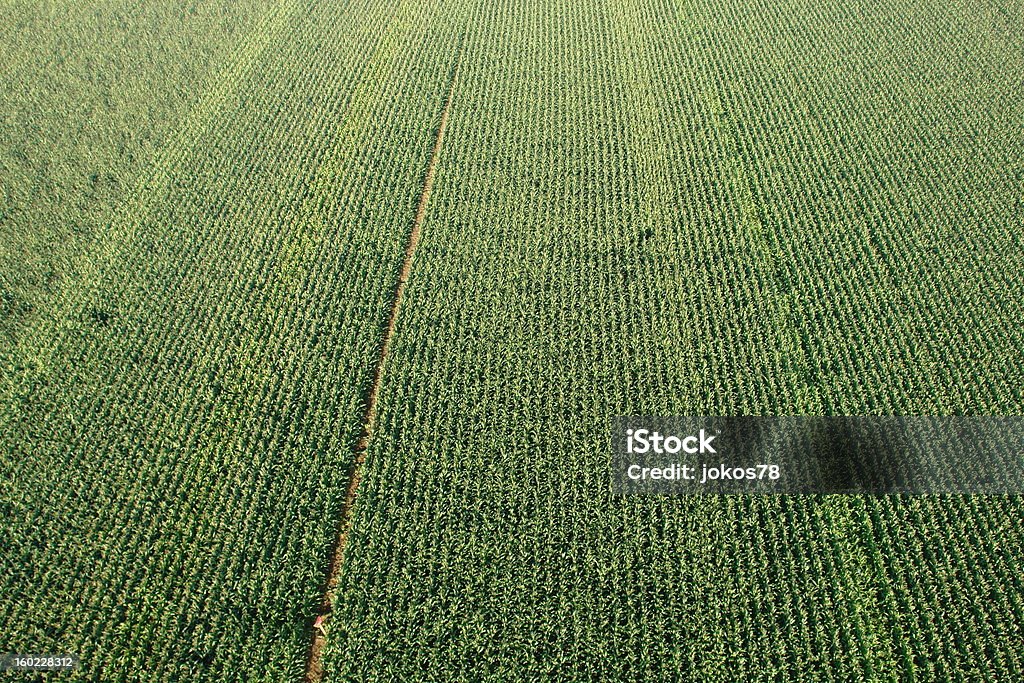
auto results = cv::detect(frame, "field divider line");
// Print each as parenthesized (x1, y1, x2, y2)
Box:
(303, 36, 465, 683)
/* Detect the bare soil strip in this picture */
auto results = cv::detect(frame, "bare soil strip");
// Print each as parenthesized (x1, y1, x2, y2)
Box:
(303, 42, 464, 683)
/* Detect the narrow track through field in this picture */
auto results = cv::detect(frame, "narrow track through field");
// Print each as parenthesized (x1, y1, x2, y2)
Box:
(303, 38, 465, 683)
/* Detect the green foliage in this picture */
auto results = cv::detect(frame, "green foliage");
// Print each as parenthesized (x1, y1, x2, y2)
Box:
(1, 0, 467, 680)
(2, 0, 1022, 680)
(326, 0, 1024, 679)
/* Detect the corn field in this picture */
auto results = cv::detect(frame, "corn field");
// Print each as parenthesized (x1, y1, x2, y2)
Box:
(1, 0, 1022, 680)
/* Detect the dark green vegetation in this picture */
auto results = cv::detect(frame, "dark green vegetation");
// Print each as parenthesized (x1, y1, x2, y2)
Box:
(2, 0, 1022, 680)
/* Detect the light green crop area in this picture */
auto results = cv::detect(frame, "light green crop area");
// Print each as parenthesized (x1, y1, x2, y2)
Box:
(1, 0, 1022, 680)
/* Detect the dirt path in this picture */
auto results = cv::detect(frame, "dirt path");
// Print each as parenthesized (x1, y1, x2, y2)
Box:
(303, 39, 464, 683)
